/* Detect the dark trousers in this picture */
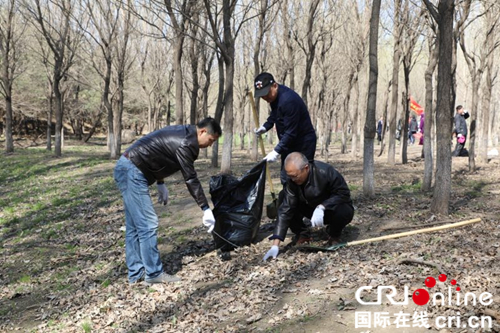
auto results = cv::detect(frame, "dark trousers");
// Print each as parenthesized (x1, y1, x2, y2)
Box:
(452, 137, 467, 156)
(288, 202, 354, 239)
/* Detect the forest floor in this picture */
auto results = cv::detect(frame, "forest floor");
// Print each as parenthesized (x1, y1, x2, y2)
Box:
(0, 137, 499, 333)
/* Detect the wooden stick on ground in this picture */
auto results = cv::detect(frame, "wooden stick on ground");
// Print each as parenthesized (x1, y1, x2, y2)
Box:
(347, 218, 481, 247)
(381, 219, 466, 232)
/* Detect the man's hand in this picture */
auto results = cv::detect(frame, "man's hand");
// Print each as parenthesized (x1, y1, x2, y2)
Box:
(263, 245, 279, 261)
(457, 134, 463, 138)
(264, 150, 280, 163)
(202, 209, 216, 233)
(254, 125, 267, 135)
(157, 183, 169, 205)
(310, 205, 325, 227)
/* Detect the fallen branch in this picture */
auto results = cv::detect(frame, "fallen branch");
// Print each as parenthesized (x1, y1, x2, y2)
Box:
(381, 220, 458, 232)
(397, 259, 446, 274)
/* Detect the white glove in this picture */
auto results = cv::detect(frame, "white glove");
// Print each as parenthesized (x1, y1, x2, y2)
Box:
(202, 209, 215, 233)
(254, 125, 267, 135)
(457, 134, 463, 138)
(264, 150, 280, 163)
(263, 245, 279, 261)
(310, 205, 325, 228)
(157, 183, 169, 205)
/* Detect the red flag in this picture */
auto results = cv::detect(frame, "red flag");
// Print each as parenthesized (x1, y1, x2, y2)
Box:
(410, 96, 424, 116)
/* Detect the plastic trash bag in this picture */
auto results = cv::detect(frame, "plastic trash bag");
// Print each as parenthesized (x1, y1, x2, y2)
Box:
(209, 161, 266, 251)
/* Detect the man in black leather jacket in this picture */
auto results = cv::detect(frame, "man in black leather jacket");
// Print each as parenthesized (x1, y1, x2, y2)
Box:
(114, 117, 221, 284)
(263, 152, 354, 261)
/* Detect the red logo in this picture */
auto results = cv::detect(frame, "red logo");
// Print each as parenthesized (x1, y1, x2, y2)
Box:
(413, 274, 461, 306)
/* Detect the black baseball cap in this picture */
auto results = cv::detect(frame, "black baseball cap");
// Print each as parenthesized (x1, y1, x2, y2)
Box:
(254, 72, 275, 98)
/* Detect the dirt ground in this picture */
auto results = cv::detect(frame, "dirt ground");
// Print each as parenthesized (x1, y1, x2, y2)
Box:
(1, 139, 500, 332)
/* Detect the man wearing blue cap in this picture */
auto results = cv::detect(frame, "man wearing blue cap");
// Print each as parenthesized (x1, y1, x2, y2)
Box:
(253, 72, 317, 186)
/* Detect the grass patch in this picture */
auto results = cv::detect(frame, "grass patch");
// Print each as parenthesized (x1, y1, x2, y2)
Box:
(18, 275, 31, 283)
(101, 279, 111, 288)
(465, 180, 486, 198)
(348, 184, 359, 191)
(391, 181, 421, 193)
(81, 321, 92, 333)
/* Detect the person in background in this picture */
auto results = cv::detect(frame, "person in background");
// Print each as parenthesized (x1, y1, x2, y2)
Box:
(408, 115, 418, 145)
(114, 117, 221, 284)
(377, 116, 384, 144)
(452, 105, 469, 157)
(419, 113, 425, 158)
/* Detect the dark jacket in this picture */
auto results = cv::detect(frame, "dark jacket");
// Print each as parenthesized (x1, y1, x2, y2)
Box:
(409, 118, 418, 133)
(263, 84, 316, 156)
(454, 113, 468, 137)
(126, 125, 208, 209)
(377, 120, 383, 134)
(271, 161, 353, 241)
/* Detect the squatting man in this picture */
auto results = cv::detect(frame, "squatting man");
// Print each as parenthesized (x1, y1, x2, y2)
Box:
(263, 152, 354, 261)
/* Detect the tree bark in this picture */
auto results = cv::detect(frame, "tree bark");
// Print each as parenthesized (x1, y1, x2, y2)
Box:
(424, 0, 455, 215)
(422, 34, 438, 192)
(363, 0, 381, 197)
(387, 0, 402, 165)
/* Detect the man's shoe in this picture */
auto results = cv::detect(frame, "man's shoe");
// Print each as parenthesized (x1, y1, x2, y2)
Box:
(326, 236, 342, 246)
(145, 272, 181, 284)
(295, 237, 312, 245)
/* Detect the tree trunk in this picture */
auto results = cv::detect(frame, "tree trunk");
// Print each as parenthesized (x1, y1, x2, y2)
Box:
(220, 52, 235, 174)
(189, 29, 199, 125)
(363, 0, 381, 197)
(46, 87, 53, 151)
(428, 0, 455, 215)
(480, 57, 493, 164)
(401, 66, 410, 164)
(173, 36, 184, 125)
(211, 53, 225, 168)
(300, 0, 320, 108)
(387, 0, 402, 165)
(4, 91, 14, 153)
(2, 52, 13, 152)
(351, 76, 360, 158)
(422, 38, 438, 192)
(53, 75, 63, 157)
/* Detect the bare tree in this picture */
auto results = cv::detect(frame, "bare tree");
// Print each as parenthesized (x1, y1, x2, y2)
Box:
(110, 0, 134, 158)
(387, 0, 403, 165)
(204, 0, 256, 173)
(400, 1, 424, 164)
(363, 0, 382, 197)
(480, 4, 500, 163)
(24, 0, 81, 156)
(459, 1, 500, 167)
(163, 0, 194, 125)
(294, 0, 320, 107)
(0, 0, 26, 153)
(423, 0, 455, 215)
(422, 21, 438, 192)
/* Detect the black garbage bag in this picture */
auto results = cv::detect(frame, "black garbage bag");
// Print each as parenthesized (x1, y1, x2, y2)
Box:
(209, 161, 267, 251)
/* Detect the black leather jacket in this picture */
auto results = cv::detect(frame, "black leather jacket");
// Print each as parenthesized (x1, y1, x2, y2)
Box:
(272, 161, 352, 241)
(126, 125, 209, 209)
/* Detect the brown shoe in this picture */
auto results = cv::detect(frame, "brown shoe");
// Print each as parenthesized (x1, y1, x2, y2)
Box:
(326, 236, 341, 246)
(296, 237, 313, 245)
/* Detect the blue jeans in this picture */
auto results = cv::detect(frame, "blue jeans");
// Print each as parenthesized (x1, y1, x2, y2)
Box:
(114, 156, 163, 283)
